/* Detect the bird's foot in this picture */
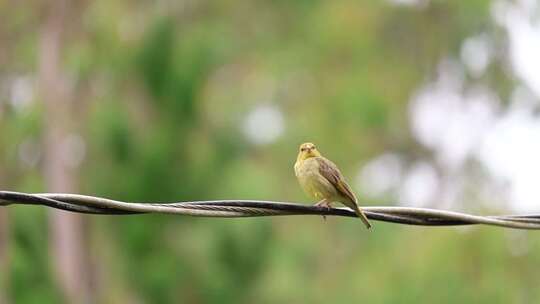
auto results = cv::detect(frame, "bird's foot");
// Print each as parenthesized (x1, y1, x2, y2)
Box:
(314, 199, 327, 207)
(314, 200, 332, 221)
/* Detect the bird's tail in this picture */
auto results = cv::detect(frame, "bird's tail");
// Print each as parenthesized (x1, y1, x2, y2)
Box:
(352, 204, 372, 230)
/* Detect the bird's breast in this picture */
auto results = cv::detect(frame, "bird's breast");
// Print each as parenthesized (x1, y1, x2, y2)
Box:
(295, 158, 337, 200)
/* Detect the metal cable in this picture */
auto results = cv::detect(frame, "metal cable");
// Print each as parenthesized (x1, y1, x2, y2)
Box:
(1, 190, 540, 229)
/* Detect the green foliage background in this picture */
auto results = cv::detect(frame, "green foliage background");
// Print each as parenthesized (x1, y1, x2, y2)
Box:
(1, 1, 539, 303)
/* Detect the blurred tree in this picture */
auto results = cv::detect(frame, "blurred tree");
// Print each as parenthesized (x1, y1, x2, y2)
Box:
(38, 0, 92, 303)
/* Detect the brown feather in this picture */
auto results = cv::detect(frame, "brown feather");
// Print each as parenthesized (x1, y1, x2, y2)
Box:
(315, 157, 356, 204)
(315, 157, 372, 230)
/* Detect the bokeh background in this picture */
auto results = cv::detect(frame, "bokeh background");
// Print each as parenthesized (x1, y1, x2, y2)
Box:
(1, 0, 540, 303)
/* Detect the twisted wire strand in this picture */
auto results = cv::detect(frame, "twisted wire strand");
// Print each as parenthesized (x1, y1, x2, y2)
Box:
(1, 190, 540, 229)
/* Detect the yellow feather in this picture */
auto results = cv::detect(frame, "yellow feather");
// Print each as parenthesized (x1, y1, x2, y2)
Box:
(294, 142, 372, 230)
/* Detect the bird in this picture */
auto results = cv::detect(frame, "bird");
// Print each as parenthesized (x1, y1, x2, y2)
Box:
(294, 142, 372, 230)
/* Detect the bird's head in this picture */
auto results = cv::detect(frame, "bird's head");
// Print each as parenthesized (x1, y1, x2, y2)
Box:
(297, 142, 321, 161)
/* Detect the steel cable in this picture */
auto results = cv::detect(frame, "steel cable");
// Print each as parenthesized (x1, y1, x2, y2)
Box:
(1, 191, 539, 229)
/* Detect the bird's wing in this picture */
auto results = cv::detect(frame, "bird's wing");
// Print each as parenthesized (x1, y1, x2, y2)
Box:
(315, 157, 357, 204)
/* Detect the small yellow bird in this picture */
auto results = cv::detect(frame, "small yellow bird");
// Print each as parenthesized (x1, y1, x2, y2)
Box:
(294, 142, 372, 230)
